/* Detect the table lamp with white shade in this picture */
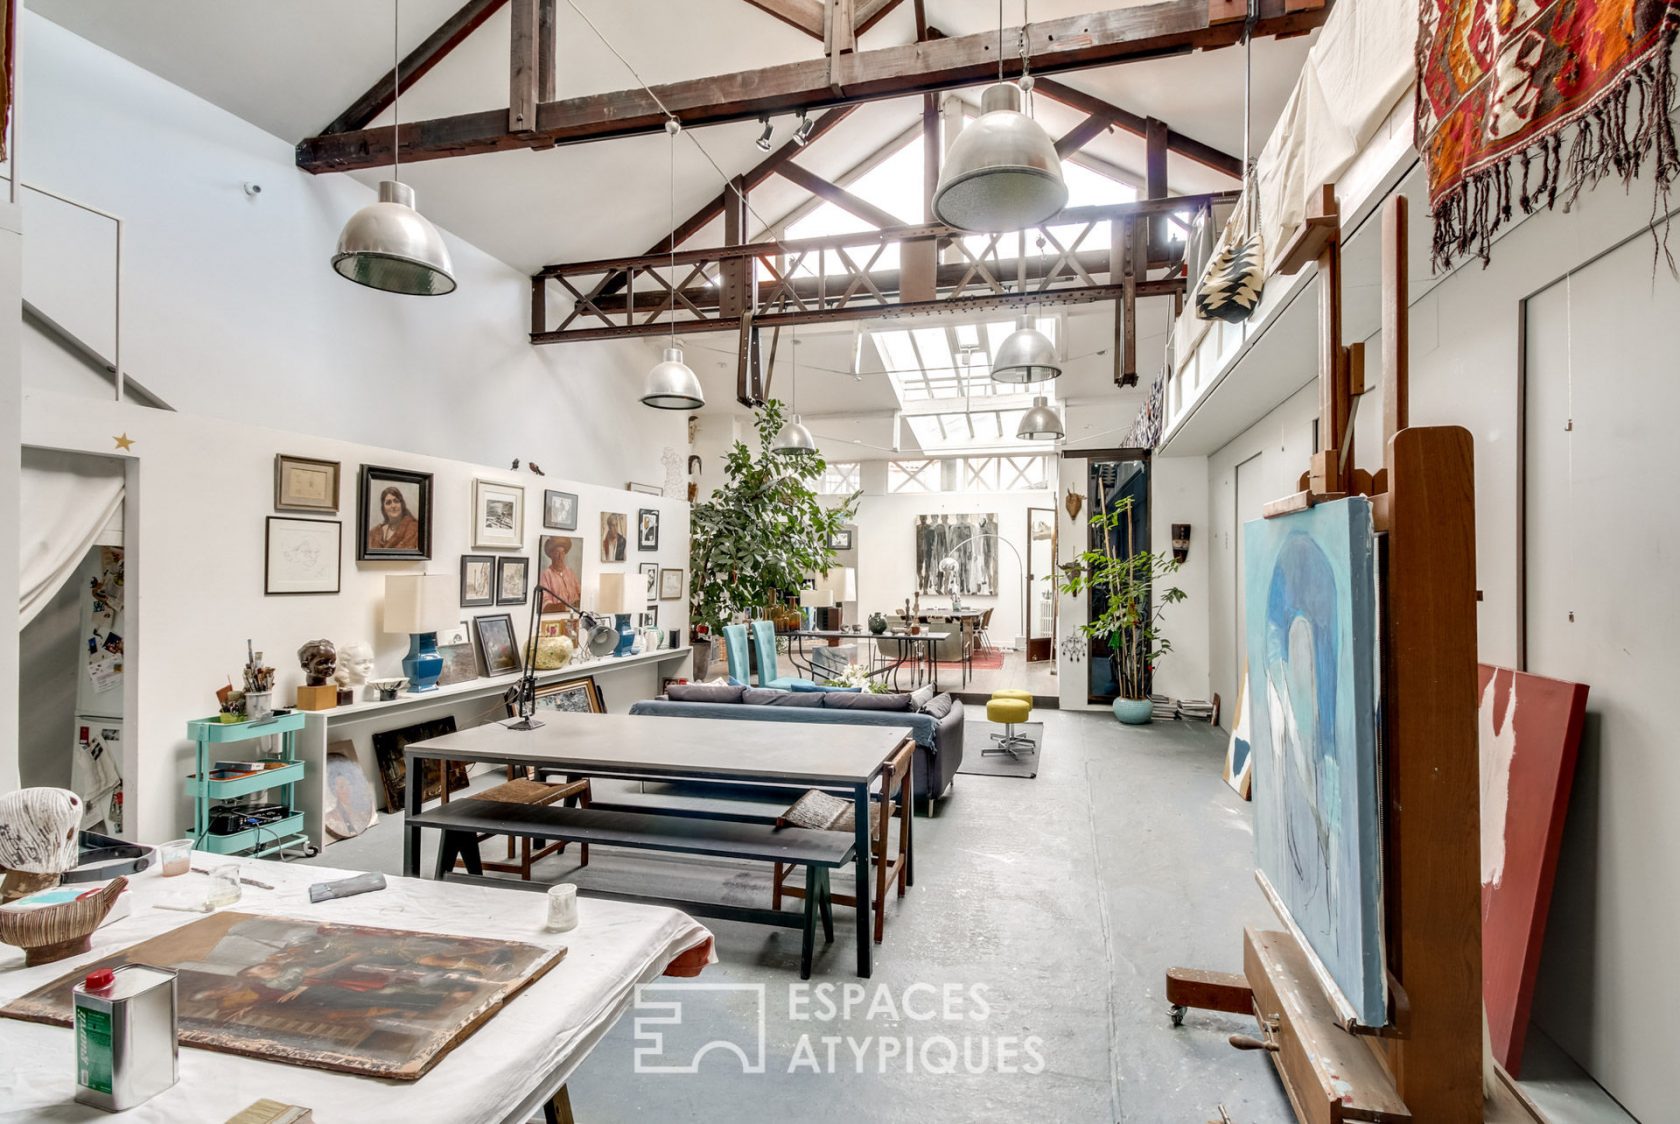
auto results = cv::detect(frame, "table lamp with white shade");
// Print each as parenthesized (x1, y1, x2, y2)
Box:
(799, 586, 835, 631)
(595, 572, 645, 658)
(384, 573, 456, 693)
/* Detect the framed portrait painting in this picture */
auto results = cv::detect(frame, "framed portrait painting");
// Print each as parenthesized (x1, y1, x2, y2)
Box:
(600, 512, 628, 562)
(535, 535, 583, 612)
(640, 562, 658, 599)
(543, 490, 578, 531)
(472, 479, 525, 550)
(274, 455, 340, 513)
(358, 465, 432, 561)
(265, 517, 341, 595)
(659, 567, 684, 601)
(460, 555, 495, 607)
(473, 613, 522, 677)
(637, 508, 660, 551)
(496, 556, 530, 605)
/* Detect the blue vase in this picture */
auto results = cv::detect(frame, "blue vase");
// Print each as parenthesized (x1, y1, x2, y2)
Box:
(402, 632, 443, 693)
(1112, 697, 1152, 725)
(612, 613, 636, 658)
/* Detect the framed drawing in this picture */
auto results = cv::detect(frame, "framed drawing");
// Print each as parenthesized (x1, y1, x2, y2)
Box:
(828, 528, 853, 551)
(543, 489, 578, 531)
(357, 465, 433, 561)
(496, 557, 530, 605)
(460, 555, 495, 607)
(264, 517, 341, 595)
(274, 454, 340, 513)
(471, 479, 525, 550)
(600, 512, 628, 562)
(437, 620, 470, 647)
(532, 676, 605, 714)
(659, 567, 684, 601)
(473, 613, 521, 676)
(637, 508, 660, 551)
(640, 562, 659, 599)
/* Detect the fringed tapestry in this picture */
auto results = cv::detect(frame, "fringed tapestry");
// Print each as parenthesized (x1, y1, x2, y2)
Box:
(1417, 0, 1680, 270)
(1122, 374, 1165, 450)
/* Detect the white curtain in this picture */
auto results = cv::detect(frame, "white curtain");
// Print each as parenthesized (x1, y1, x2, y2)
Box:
(19, 448, 124, 628)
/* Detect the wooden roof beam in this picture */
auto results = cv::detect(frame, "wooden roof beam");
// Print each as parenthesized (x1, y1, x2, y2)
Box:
(777, 161, 903, 228)
(297, 0, 1332, 173)
(1034, 75, 1242, 179)
(738, 0, 904, 40)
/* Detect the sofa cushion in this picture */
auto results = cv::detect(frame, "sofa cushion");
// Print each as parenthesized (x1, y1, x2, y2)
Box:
(742, 687, 827, 708)
(921, 692, 955, 720)
(910, 684, 936, 711)
(666, 682, 745, 704)
(823, 691, 912, 712)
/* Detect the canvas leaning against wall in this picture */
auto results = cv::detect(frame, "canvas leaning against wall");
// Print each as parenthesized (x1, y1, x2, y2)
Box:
(914, 513, 998, 596)
(1242, 496, 1385, 1027)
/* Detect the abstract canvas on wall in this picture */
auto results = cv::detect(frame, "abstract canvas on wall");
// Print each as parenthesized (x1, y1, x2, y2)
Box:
(1243, 496, 1385, 1027)
(1478, 663, 1589, 1075)
(914, 513, 998, 596)
(1223, 669, 1253, 800)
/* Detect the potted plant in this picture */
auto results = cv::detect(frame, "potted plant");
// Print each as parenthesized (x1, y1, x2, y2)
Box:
(688, 399, 859, 678)
(1058, 492, 1185, 724)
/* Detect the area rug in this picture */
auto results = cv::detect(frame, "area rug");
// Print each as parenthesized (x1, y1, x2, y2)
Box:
(1416, 0, 1680, 269)
(958, 721, 1042, 779)
(935, 649, 1006, 672)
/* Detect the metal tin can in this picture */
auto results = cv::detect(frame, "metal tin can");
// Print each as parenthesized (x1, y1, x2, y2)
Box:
(73, 964, 180, 1112)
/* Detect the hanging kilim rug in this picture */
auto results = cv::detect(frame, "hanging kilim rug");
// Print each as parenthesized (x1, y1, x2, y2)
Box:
(1417, 0, 1680, 270)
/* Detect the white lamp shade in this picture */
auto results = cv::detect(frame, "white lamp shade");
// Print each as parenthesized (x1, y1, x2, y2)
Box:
(383, 574, 457, 634)
(800, 589, 836, 608)
(838, 567, 857, 602)
(596, 572, 645, 615)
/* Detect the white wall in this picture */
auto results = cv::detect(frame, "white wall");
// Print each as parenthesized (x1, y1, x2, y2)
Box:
(0, 199, 20, 794)
(13, 13, 681, 485)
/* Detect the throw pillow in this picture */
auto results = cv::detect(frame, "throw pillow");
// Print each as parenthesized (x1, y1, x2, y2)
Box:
(742, 688, 826, 708)
(823, 692, 912, 712)
(921, 693, 955, 720)
(667, 683, 745, 704)
(910, 684, 936, 711)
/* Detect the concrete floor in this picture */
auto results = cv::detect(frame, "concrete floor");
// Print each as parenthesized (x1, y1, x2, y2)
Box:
(307, 709, 1292, 1122)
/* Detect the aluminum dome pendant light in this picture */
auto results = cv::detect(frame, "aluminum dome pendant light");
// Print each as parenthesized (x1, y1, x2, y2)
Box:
(992, 314, 1061, 382)
(771, 333, 818, 455)
(1016, 395, 1064, 441)
(333, 0, 456, 296)
(931, 0, 1067, 233)
(641, 118, 706, 410)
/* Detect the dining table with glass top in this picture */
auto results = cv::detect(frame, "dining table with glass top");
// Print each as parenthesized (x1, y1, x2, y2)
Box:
(787, 628, 951, 691)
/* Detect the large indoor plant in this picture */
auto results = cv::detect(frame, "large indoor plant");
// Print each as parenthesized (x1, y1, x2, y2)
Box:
(688, 399, 859, 677)
(1058, 492, 1185, 724)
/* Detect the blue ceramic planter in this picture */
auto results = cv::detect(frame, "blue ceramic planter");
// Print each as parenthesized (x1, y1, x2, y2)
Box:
(1112, 697, 1152, 725)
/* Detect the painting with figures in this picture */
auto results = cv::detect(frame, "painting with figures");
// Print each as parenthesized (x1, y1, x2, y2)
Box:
(914, 513, 998, 596)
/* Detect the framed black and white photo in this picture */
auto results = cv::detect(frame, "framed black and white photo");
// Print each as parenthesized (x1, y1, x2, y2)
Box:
(460, 554, 495, 607)
(640, 562, 659, 599)
(472, 479, 525, 550)
(659, 567, 684, 601)
(473, 613, 522, 676)
(543, 489, 578, 531)
(638, 606, 659, 629)
(274, 455, 340, 513)
(637, 508, 660, 551)
(496, 556, 530, 605)
(265, 517, 341, 595)
(828, 528, 853, 551)
(357, 465, 433, 561)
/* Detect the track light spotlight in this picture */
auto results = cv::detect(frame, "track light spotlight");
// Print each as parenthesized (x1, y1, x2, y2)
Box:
(755, 117, 774, 153)
(792, 111, 815, 147)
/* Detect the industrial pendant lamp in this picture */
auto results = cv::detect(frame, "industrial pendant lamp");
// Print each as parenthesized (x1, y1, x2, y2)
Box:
(1016, 395, 1064, 441)
(641, 118, 706, 410)
(931, 1, 1066, 233)
(771, 332, 817, 455)
(333, 0, 456, 296)
(993, 306, 1061, 383)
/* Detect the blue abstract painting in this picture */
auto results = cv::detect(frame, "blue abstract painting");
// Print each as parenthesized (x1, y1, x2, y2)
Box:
(1242, 496, 1385, 1026)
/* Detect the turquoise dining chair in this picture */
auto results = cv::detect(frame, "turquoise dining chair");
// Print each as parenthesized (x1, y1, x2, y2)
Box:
(723, 622, 751, 684)
(751, 619, 812, 689)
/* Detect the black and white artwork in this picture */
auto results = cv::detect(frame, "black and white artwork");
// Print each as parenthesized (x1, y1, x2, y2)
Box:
(914, 513, 998, 596)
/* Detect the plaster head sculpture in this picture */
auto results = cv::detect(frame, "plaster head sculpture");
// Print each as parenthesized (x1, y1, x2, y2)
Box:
(334, 641, 376, 687)
(297, 639, 338, 687)
(0, 788, 83, 900)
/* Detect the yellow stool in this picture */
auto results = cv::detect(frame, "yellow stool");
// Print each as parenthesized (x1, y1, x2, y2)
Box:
(985, 694, 1036, 757)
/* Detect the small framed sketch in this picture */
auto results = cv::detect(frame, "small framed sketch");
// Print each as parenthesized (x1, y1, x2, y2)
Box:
(659, 567, 684, 601)
(437, 620, 471, 647)
(543, 489, 579, 531)
(274, 455, 340, 513)
(601, 512, 628, 562)
(637, 508, 660, 551)
(496, 556, 530, 605)
(640, 562, 659, 599)
(473, 613, 522, 676)
(265, 517, 341, 595)
(460, 555, 495, 607)
(358, 465, 433, 561)
(472, 479, 525, 550)
(828, 528, 853, 551)
(639, 606, 660, 629)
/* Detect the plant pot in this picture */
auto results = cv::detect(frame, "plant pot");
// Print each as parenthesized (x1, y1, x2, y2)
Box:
(868, 613, 888, 635)
(691, 636, 713, 680)
(1112, 697, 1153, 725)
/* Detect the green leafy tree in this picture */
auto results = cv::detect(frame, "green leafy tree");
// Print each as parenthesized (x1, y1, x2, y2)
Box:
(1057, 492, 1185, 700)
(689, 399, 860, 635)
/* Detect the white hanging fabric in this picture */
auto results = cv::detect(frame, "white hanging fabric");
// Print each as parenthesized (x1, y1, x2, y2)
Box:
(19, 449, 124, 629)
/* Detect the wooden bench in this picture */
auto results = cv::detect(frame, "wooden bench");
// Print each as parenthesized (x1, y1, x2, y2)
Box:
(411, 801, 854, 978)
(440, 775, 591, 880)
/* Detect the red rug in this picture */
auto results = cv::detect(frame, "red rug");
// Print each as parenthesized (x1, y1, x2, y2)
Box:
(934, 649, 1005, 672)
(1417, 0, 1680, 269)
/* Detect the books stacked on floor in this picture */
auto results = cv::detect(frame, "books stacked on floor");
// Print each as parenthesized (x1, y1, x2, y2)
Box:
(1177, 697, 1218, 724)
(1149, 694, 1178, 720)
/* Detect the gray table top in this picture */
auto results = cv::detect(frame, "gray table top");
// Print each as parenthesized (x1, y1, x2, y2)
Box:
(797, 629, 950, 640)
(404, 711, 911, 786)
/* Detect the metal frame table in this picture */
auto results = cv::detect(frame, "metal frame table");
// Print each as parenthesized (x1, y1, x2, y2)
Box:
(403, 712, 911, 977)
(787, 628, 950, 691)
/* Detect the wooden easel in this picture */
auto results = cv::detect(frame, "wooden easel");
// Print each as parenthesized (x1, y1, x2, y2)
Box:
(1164, 194, 1525, 1122)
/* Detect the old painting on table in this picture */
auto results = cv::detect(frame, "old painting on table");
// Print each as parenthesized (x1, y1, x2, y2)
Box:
(1243, 496, 1385, 1027)
(914, 513, 998, 595)
(1, 913, 564, 1080)
(1478, 664, 1589, 1075)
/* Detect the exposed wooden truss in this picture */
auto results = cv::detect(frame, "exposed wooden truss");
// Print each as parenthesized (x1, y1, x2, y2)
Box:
(776, 161, 904, 228)
(296, 0, 1330, 172)
(740, 0, 904, 40)
(1033, 76, 1242, 179)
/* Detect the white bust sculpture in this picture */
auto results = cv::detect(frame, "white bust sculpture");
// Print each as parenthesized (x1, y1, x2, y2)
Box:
(334, 641, 376, 687)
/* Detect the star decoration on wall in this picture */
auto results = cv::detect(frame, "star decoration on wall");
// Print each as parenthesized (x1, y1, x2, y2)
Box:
(113, 434, 135, 451)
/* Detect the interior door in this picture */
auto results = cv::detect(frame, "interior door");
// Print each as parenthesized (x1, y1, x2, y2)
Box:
(1025, 507, 1056, 662)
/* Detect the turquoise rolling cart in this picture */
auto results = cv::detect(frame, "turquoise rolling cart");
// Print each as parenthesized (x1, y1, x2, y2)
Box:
(184, 712, 310, 857)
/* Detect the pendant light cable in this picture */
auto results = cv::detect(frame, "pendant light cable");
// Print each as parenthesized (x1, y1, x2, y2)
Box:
(669, 118, 677, 350)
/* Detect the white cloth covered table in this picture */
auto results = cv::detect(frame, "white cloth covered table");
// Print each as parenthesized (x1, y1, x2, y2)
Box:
(0, 854, 714, 1123)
